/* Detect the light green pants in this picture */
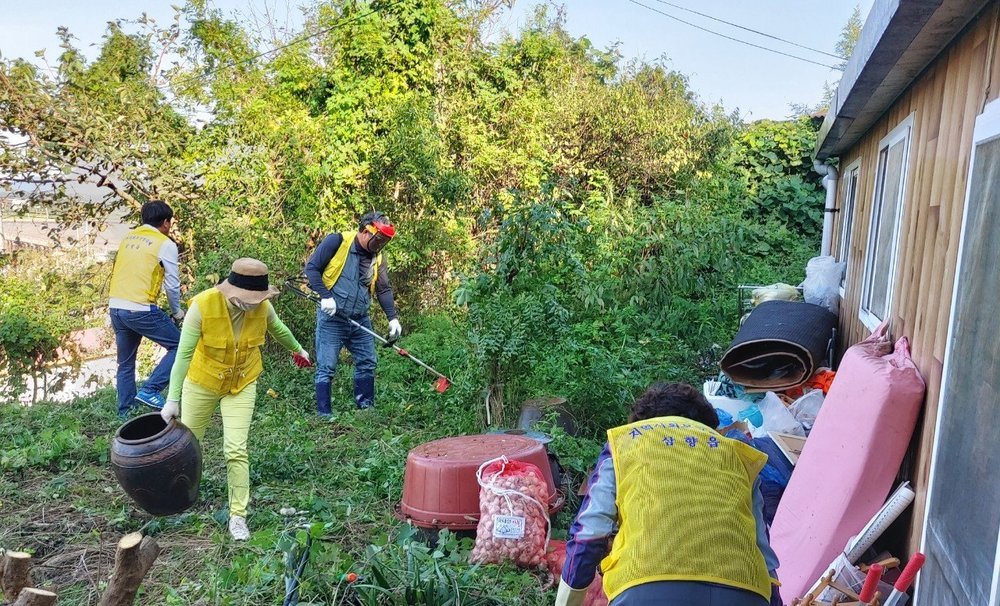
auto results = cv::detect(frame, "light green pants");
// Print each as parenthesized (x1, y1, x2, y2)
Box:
(180, 378, 256, 517)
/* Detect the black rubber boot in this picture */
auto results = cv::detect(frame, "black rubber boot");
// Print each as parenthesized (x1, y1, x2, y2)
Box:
(354, 375, 375, 410)
(316, 381, 332, 417)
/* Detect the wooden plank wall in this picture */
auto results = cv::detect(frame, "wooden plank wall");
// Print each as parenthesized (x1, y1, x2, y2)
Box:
(832, 2, 1000, 554)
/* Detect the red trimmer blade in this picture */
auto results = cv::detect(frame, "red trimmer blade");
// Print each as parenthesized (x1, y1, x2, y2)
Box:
(434, 376, 451, 393)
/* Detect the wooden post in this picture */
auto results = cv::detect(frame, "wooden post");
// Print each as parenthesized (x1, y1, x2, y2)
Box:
(97, 533, 160, 606)
(12, 588, 57, 606)
(1, 551, 33, 601)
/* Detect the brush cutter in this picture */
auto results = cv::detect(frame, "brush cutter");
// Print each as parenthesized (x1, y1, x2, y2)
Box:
(284, 277, 452, 393)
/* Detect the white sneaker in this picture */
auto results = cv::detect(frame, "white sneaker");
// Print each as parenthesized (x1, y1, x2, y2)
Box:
(228, 515, 250, 541)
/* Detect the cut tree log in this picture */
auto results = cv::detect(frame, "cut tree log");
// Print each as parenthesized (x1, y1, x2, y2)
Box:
(97, 533, 161, 606)
(1, 551, 33, 601)
(12, 587, 57, 606)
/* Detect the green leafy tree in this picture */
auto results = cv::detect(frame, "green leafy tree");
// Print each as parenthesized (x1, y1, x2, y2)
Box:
(835, 6, 864, 72)
(0, 17, 196, 225)
(2, 0, 822, 420)
(0, 249, 107, 403)
(788, 4, 864, 116)
(736, 116, 824, 240)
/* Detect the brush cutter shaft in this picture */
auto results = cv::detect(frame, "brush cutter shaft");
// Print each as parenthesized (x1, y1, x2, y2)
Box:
(395, 347, 447, 380)
(338, 315, 448, 380)
(285, 277, 450, 384)
(343, 314, 391, 346)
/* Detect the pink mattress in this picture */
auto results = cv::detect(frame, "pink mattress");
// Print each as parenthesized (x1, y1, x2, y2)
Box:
(771, 324, 925, 603)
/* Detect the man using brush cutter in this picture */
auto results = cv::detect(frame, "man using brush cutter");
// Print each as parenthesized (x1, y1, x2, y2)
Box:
(304, 211, 401, 415)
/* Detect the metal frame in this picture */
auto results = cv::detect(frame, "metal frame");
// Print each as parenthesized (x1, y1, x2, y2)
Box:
(736, 284, 804, 324)
(838, 158, 862, 298)
(917, 96, 1000, 606)
(859, 112, 915, 332)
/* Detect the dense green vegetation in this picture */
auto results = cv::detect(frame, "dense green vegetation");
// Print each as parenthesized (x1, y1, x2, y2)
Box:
(1, 1, 827, 603)
(0, 0, 824, 423)
(0, 249, 111, 403)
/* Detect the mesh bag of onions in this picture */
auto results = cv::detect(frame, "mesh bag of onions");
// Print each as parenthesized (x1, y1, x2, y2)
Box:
(470, 456, 551, 568)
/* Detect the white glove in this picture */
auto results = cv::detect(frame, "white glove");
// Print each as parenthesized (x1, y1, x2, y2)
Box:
(320, 297, 337, 317)
(173, 309, 186, 321)
(388, 318, 402, 339)
(161, 400, 179, 423)
(554, 579, 587, 606)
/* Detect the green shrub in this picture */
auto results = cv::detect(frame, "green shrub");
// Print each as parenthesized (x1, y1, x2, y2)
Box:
(460, 177, 776, 434)
(736, 116, 825, 240)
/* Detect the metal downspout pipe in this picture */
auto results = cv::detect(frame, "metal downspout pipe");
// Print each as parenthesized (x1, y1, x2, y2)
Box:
(813, 160, 839, 256)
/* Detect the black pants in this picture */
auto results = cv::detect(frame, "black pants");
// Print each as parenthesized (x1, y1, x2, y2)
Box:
(610, 581, 771, 606)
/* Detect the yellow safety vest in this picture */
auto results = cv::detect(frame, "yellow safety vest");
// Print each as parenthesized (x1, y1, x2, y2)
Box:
(109, 225, 169, 304)
(186, 288, 268, 395)
(602, 416, 771, 601)
(321, 231, 382, 294)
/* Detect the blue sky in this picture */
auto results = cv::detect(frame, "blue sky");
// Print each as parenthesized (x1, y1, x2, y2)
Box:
(0, 0, 874, 120)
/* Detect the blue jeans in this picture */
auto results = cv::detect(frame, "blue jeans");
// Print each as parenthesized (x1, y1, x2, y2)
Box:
(315, 311, 377, 406)
(110, 307, 180, 414)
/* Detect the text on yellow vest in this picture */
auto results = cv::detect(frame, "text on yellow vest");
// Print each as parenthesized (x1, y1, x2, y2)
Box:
(187, 288, 268, 395)
(109, 225, 169, 304)
(601, 416, 771, 601)
(321, 231, 382, 294)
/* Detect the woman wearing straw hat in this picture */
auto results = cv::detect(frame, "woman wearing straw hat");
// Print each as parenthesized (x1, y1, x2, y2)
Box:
(160, 258, 312, 540)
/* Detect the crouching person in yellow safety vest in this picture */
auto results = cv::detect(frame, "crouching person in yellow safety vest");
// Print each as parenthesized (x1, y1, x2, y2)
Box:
(555, 382, 782, 606)
(160, 258, 313, 541)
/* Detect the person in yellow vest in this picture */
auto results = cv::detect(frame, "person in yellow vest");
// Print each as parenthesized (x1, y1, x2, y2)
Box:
(304, 211, 400, 416)
(159, 258, 312, 541)
(555, 382, 782, 606)
(109, 200, 184, 417)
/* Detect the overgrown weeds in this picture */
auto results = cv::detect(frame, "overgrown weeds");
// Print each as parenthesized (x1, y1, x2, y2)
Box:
(0, 315, 601, 605)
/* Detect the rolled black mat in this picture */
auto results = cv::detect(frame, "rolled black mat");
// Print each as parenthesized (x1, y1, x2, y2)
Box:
(721, 300, 837, 390)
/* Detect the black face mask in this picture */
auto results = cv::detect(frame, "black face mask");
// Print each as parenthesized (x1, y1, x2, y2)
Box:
(364, 221, 395, 253)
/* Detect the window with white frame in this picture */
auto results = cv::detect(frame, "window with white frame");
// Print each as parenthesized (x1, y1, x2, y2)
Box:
(837, 160, 861, 292)
(860, 114, 914, 330)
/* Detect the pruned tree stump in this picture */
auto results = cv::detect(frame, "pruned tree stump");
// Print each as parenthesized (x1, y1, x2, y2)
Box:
(97, 533, 160, 606)
(13, 587, 57, 606)
(1, 551, 33, 601)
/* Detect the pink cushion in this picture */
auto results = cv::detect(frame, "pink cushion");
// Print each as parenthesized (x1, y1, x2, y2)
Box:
(772, 327, 925, 603)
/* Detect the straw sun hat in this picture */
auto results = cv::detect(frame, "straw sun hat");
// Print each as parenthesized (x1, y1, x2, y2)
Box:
(215, 258, 280, 305)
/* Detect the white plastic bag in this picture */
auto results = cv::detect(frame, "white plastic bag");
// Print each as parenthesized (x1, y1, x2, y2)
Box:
(707, 395, 750, 418)
(802, 256, 846, 315)
(751, 392, 806, 438)
(789, 390, 825, 434)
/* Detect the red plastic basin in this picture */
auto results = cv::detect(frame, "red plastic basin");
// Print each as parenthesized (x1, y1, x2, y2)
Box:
(398, 433, 561, 529)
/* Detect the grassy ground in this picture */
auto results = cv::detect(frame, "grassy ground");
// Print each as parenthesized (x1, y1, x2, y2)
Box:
(0, 315, 602, 605)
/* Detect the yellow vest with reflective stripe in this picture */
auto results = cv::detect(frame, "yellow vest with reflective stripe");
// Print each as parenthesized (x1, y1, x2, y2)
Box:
(321, 231, 381, 294)
(602, 416, 771, 601)
(109, 225, 169, 304)
(186, 288, 268, 395)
